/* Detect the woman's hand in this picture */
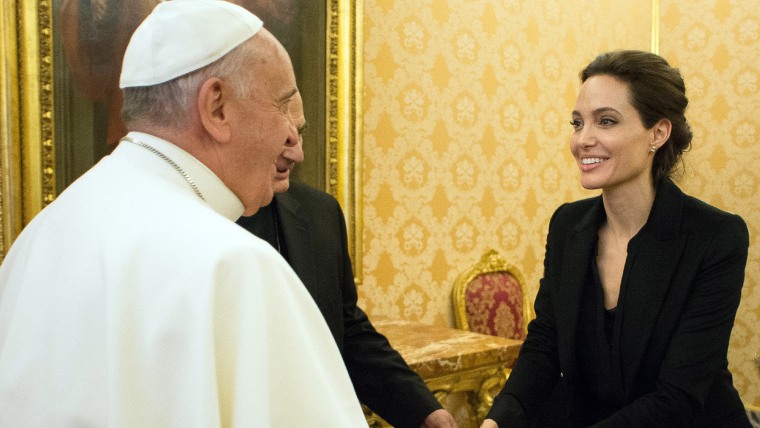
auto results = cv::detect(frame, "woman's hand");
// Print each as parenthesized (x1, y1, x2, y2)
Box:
(480, 419, 498, 428)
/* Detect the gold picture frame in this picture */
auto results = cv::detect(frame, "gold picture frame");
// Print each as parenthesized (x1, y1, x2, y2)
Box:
(0, 0, 363, 283)
(0, 0, 55, 259)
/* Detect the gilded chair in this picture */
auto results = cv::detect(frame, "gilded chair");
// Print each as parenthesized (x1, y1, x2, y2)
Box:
(451, 249, 532, 422)
(452, 249, 531, 340)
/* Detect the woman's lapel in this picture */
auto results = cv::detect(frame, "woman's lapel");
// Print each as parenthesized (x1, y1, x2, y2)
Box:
(619, 179, 687, 397)
(556, 197, 605, 383)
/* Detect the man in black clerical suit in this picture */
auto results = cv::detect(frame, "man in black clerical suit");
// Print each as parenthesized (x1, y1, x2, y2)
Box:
(236, 92, 456, 428)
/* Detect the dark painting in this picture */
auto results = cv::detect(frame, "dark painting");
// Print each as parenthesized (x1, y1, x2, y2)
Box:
(54, 0, 327, 193)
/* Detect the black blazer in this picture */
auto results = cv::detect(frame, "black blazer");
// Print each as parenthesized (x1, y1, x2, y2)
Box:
(488, 179, 750, 427)
(239, 182, 440, 428)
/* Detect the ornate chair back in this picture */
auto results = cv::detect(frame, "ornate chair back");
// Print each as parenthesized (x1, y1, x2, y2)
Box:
(452, 249, 531, 340)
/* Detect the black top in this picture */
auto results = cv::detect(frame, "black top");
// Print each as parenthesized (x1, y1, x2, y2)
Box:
(577, 256, 625, 424)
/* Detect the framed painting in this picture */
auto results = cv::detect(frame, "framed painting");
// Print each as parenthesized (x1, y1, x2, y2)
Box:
(0, 0, 363, 281)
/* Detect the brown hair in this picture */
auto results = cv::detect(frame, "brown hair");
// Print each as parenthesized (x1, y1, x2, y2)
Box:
(580, 50, 692, 184)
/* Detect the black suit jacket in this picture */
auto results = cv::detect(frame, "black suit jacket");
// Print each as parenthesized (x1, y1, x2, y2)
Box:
(238, 182, 440, 428)
(488, 179, 750, 427)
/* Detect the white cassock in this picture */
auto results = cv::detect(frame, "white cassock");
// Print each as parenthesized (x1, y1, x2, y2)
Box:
(0, 132, 366, 427)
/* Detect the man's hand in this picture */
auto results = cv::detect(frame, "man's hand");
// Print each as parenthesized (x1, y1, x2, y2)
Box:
(479, 418, 498, 428)
(420, 409, 457, 428)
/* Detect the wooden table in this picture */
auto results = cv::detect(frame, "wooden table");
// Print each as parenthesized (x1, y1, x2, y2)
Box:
(366, 318, 522, 427)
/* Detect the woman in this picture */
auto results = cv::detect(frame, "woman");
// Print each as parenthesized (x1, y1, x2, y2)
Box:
(482, 50, 750, 427)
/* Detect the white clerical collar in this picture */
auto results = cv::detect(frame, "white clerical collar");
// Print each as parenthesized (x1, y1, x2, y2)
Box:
(124, 132, 245, 220)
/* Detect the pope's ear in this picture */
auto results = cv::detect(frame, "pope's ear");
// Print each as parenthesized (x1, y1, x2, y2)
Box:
(197, 77, 232, 143)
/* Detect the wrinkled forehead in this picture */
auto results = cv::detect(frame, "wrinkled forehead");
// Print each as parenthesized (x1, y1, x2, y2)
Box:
(247, 30, 297, 96)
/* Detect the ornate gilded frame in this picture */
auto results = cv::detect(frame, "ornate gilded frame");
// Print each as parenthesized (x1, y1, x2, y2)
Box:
(327, 0, 364, 283)
(0, 0, 55, 260)
(0, 0, 364, 281)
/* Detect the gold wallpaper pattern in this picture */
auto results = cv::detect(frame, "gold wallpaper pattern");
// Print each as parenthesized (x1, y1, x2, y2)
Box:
(659, 0, 760, 406)
(361, 0, 760, 406)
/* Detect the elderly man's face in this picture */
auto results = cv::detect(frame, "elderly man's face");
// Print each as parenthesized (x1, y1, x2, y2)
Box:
(224, 30, 299, 215)
(272, 91, 305, 193)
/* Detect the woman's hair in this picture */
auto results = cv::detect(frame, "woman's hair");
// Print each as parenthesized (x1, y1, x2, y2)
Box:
(580, 50, 693, 184)
(121, 38, 257, 128)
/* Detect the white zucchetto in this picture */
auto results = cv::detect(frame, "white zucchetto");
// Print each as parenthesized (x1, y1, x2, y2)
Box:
(119, 0, 263, 88)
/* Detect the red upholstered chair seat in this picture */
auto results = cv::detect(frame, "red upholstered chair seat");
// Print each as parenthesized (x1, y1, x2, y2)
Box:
(453, 249, 531, 341)
(464, 272, 526, 340)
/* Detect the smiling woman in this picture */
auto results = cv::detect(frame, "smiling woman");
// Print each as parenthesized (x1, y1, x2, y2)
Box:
(1, 0, 363, 274)
(483, 50, 750, 428)
(570, 74, 669, 196)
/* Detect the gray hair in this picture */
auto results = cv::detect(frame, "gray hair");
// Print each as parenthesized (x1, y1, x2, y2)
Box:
(121, 38, 256, 128)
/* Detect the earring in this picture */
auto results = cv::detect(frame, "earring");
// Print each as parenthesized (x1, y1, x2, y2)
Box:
(650, 145, 657, 153)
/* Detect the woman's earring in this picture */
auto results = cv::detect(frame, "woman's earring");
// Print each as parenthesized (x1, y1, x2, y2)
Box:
(650, 145, 657, 154)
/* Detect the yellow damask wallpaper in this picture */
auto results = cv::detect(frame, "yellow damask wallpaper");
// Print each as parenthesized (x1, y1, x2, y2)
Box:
(361, 0, 760, 406)
(659, 0, 760, 406)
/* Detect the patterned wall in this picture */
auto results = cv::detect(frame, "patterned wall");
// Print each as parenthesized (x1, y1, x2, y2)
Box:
(361, 0, 760, 406)
(659, 0, 760, 407)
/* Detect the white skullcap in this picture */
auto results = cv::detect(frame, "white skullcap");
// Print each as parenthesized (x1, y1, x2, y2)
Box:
(119, 0, 263, 88)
